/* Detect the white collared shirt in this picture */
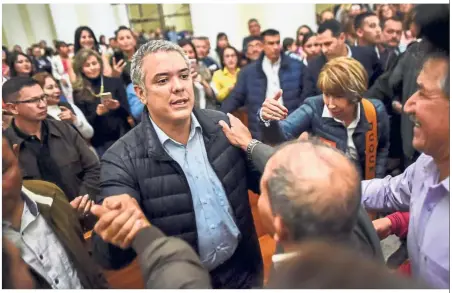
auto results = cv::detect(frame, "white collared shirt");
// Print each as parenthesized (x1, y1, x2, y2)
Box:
(2, 187, 83, 289)
(262, 55, 283, 106)
(322, 104, 361, 160)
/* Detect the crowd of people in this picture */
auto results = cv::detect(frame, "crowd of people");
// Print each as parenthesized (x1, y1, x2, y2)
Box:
(2, 3, 450, 290)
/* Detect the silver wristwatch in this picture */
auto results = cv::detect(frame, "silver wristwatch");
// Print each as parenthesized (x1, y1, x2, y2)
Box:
(246, 139, 261, 161)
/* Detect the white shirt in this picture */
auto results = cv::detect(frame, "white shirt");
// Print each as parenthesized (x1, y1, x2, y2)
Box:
(322, 104, 360, 160)
(262, 56, 283, 106)
(3, 187, 83, 289)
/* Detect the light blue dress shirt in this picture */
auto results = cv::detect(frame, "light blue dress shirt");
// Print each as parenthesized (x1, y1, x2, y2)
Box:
(149, 113, 241, 271)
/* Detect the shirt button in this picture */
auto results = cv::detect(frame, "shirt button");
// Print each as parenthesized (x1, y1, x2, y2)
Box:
(21, 232, 24, 236)
(55, 278, 59, 285)
(39, 254, 43, 260)
(202, 201, 207, 205)
(210, 224, 215, 230)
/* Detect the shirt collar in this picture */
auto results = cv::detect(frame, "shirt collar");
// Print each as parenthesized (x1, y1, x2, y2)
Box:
(2, 190, 40, 230)
(346, 44, 353, 58)
(322, 102, 360, 127)
(263, 55, 281, 68)
(149, 113, 202, 146)
(222, 67, 240, 76)
(423, 156, 450, 191)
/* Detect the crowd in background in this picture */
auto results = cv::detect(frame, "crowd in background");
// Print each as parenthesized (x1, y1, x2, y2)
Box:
(2, 3, 450, 290)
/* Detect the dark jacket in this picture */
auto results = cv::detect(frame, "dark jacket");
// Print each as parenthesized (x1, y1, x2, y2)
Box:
(249, 143, 385, 261)
(92, 108, 263, 289)
(261, 95, 390, 179)
(365, 40, 427, 162)
(133, 226, 211, 289)
(73, 76, 131, 150)
(303, 46, 384, 98)
(32, 57, 52, 74)
(4, 119, 100, 202)
(221, 52, 307, 140)
(22, 180, 108, 289)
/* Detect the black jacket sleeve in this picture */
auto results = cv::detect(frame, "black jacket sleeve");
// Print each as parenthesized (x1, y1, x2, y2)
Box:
(132, 226, 211, 289)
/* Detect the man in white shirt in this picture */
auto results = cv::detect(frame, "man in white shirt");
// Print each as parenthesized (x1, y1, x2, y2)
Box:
(221, 29, 306, 140)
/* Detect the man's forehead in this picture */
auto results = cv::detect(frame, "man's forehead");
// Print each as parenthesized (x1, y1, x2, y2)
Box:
(142, 52, 187, 75)
(18, 85, 43, 99)
(364, 16, 379, 25)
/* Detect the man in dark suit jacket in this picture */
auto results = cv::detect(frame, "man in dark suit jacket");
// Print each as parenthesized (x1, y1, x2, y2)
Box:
(303, 19, 383, 98)
(221, 29, 307, 140)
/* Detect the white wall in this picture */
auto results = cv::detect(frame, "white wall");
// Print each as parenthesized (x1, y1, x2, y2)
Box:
(2, 4, 30, 50)
(25, 4, 55, 44)
(190, 3, 317, 51)
(49, 4, 80, 44)
(50, 4, 122, 44)
(190, 4, 242, 50)
(113, 4, 131, 28)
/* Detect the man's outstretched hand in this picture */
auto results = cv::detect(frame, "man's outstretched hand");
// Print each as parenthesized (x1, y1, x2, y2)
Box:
(219, 113, 253, 151)
(91, 194, 150, 249)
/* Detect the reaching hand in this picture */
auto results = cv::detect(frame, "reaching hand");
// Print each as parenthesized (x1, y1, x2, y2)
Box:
(91, 194, 150, 249)
(70, 194, 93, 219)
(91, 204, 149, 249)
(372, 217, 393, 240)
(261, 90, 288, 121)
(218, 113, 252, 151)
(96, 104, 109, 116)
(58, 106, 77, 124)
(104, 98, 120, 110)
(112, 57, 126, 77)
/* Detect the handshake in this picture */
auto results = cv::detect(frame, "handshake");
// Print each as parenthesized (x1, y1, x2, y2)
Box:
(90, 194, 150, 249)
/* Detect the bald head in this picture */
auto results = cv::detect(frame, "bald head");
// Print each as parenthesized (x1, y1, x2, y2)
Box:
(262, 140, 361, 241)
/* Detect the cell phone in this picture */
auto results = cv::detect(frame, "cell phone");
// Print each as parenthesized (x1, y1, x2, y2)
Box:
(113, 50, 125, 63)
(99, 92, 113, 105)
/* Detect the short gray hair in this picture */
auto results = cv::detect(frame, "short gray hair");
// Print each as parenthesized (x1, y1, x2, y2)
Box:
(130, 40, 189, 90)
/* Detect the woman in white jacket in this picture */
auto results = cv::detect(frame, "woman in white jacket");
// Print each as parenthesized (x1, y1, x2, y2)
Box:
(32, 72, 94, 140)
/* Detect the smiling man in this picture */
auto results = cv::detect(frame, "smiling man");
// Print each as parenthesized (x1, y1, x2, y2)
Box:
(92, 40, 263, 289)
(361, 52, 450, 288)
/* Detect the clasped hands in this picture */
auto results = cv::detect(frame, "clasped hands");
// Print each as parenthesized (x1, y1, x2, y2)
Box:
(90, 194, 150, 249)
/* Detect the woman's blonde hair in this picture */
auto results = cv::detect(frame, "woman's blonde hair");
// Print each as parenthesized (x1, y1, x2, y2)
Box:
(317, 56, 368, 103)
(72, 48, 104, 94)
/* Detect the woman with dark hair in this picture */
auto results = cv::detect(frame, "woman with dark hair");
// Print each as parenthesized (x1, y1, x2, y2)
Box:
(300, 32, 321, 66)
(212, 45, 241, 103)
(215, 32, 229, 68)
(8, 52, 33, 77)
(72, 48, 132, 157)
(178, 39, 217, 109)
(73, 26, 113, 79)
(295, 25, 313, 56)
(33, 71, 94, 140)
(111, 26, 137, 86)
(282, 38, 302, 61)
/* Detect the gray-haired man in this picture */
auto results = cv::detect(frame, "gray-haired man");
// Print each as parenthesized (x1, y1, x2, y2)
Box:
(92, 40, 263, 289)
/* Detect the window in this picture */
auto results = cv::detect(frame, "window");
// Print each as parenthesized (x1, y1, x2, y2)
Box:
(127, 4, 192, 34)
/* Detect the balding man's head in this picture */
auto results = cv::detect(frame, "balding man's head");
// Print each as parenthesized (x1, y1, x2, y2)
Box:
(259, 139, 361, 243)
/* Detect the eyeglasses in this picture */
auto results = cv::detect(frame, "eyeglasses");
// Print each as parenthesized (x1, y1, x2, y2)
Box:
(10, 94, 48, 105)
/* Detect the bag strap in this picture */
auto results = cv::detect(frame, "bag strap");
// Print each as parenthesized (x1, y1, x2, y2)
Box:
(361, 98, 378, 180)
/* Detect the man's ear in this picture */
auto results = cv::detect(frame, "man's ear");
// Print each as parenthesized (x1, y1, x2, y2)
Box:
(133, 85, 147, 105)
(5, 103, 19, 116)
(273, 215, 289, 243)
(354, 28, 364, 39)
